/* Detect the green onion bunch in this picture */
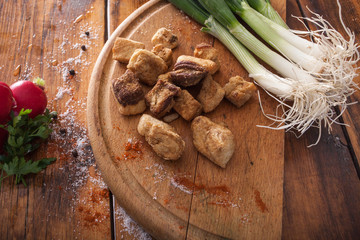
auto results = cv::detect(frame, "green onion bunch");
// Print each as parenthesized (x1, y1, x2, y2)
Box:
(167, 0, 359, 145)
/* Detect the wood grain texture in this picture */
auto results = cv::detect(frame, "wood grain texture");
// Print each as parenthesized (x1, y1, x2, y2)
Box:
(0, 0, 110, 239)
(283, 0, 360, 239)
(108, 1, 153, 238)
(298, 0, 360, 168)
(93, 0, 285, 239)
(109, 0, 149, 35)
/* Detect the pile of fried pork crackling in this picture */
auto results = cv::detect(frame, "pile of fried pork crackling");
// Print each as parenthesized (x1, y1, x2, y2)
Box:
(111, 27, 256, 168)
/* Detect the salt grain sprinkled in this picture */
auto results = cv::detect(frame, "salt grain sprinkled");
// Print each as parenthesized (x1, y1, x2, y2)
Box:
(115, 206, 152, 240)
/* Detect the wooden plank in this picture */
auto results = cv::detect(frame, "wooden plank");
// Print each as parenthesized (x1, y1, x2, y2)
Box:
(282, 0, 360, 239)
(0, 0, 111, 239)
(298, 0, 360, 168)
(109, 0, 150, 35)
(283, 129, 360, 239)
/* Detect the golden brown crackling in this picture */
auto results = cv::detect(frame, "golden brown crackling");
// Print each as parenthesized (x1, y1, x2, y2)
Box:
(112, 37, 145, 63)
(173, 89, 202, 121)
(163, 113, 179, 123)
(157, 72, 172, 82)
(137, 114, 185, 160)
(112, 69, 144, 106)
(197, 75, 225, 113)
(151, 44, 173, 66)
(176, 55, 218, 75)
(145, 79, 181, 117)
(170, 61, 208, 87)
(111, 70, 146, 115)
(151, 27, 179, 49)
(224, 76, 257, 108)
(194, 43, 220, 72)
(191, 116, 235, 168)
(127, 49, 168, 86)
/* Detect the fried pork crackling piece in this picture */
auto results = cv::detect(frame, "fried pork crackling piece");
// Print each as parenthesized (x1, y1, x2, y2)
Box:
(197, 75, 225, 113)
(151, 27, 178, 49)
(176, 55, 218, 75)
(111, 69, 146, 115)
(170, 60, 208, 87)
(112, 37, 145, 63)
(152, 44, 173, 67)
(191, 116, 235, 168)
(157, 72, 171, 82)
(163, 113, 179, 123)
(145, 79, 181, 117)
(137, 114, 185, 160)
(194, 43, 220, 73)
(224, 76, 257, 108)
(127, 49, 168, 86)
(173, 89, 202, 121)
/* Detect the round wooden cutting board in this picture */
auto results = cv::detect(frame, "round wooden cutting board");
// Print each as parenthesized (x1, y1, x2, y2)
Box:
(87, 0, 285, 239)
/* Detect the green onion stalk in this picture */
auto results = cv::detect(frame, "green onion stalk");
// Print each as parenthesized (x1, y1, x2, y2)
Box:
(242, 0, 360, 119)
(166, 0, 350, 145)
(246, 0, 288, 29)
(225, 0, 325, 73)
(247, 6, 323, 57)
(196, 0, 318, 83)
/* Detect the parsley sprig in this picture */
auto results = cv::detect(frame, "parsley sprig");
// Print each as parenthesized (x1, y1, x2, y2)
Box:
(0, 109, 57, 187)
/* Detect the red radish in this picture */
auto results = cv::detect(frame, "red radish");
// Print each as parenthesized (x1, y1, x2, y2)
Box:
(0, 82, 15, 122)
(10, 78, 48, 118)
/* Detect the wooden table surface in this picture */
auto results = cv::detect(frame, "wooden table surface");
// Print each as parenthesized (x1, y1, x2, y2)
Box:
(0, 0, 359, 239)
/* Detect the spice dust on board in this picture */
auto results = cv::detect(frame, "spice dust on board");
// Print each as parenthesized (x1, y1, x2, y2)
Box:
(114, 138, 144, 163)
(75, 166, 111, 236)
(254, 189, 269, 213)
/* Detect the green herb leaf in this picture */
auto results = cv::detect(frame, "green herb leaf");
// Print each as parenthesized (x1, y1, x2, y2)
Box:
(0, 108, 57, 187)
(37, 158, 57, 169)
